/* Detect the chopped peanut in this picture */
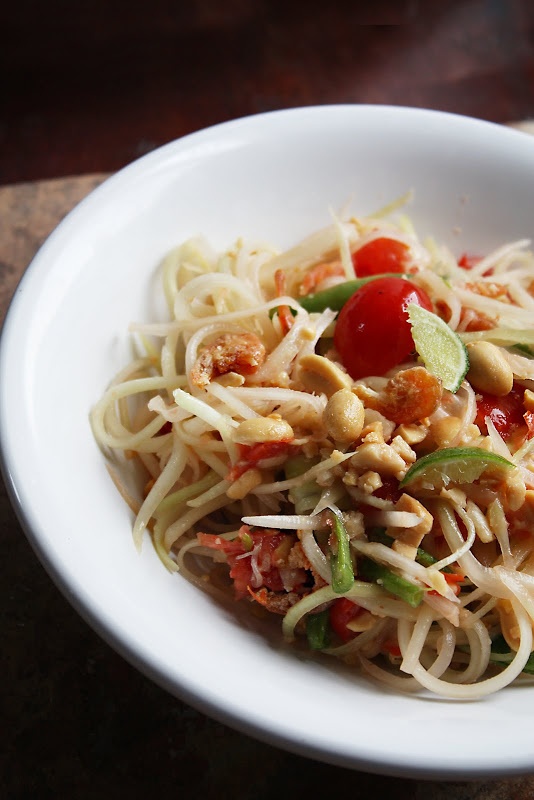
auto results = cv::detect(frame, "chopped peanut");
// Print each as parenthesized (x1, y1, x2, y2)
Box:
(349, 442, 408, 479)
(390, 435, 417, 465)
(360, 421, 385, 444)
(502, 471, 526, 513)
(395, 423, 428, 445)
(356, 471, 383, 495)
(430, 416, 462, 448)
(388, 494, 433, 560)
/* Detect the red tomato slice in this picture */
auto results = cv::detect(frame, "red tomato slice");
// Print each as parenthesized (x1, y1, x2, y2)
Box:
(351, 237, 409, 277)
(329, 597, 362, 642)
(228, 440, 295, 481)
(458, 253, 482, 270)
(475, 385, 527, 441)
(333, 276, 433, 380)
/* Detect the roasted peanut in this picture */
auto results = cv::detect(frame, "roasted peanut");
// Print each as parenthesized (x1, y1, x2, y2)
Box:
(298, 354, 351, 397)
(322, 388, 365, 443)
(466, 341, 513, 396)
(395, 423, 428, 445)
(349, 442, 407, 477)
(430, 415, 462, 447)
(234, 414, 294, 444)
(524, 388, 534, 411)
(389, 494, 433, 560)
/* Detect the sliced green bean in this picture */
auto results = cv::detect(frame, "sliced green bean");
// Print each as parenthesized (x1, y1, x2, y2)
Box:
(330, 511, 355, 593)
(368, 527, 452, 573)
(299, 273, 412, 313)
(306, 609, 330, 650)
(490, 634, 534, 674)
(358, 556, 424, 608)
(285, 455, 320, 514)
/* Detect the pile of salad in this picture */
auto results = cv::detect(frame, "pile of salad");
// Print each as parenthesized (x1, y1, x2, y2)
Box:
(91, 202, 534, 698)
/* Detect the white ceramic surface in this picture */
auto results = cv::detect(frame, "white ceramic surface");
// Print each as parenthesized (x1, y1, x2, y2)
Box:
(2, 105, 534, 779)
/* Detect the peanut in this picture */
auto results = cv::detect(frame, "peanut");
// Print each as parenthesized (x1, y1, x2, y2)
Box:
(297, 354, 352, 397)
(466, 341, 513, 396)
(234, 414, 294, 445)
(323, 388, 365, 443)
(430, 415, 462, 447)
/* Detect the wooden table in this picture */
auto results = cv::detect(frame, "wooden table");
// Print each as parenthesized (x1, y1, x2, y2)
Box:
(3, 1, 534, 185)
(2, 143, 534, 797)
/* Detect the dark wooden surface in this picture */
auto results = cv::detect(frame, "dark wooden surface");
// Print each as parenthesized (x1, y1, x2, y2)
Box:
(3, 2, 534, 798)
(2, 0, 534, 185)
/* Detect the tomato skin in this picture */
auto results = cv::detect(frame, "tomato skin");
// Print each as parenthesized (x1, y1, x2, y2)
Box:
(329, 597, 362, 642)
(351, 237, 409, 277)
(458, 253, 481, 270)
(228, 440, 294, 481)
(475, 386, 526, 441)
(333, 277, 433, 380)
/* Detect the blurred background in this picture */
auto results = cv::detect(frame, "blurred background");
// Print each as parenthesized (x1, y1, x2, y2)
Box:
(2, 0, 534, 185)
(2, 2, 534, 798)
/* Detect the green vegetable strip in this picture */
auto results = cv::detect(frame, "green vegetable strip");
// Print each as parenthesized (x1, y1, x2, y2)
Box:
(330, 511, 355, 593)
(155, 470, 220, 516)
(306, 609, 330, 650)
(299, 273, 412, 313)
(489, 635, 534, 675)
(368, 527, 453, 573)
(510, 343, 534, 358)
(285, 455, 320, 514)
(359, 556, 424, 608)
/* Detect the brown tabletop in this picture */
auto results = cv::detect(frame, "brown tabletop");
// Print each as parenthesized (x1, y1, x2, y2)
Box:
(3, 1, 534, 186)
(2, 156, 534, 799)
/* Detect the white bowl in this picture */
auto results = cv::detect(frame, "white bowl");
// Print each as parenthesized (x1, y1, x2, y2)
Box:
(2, 105, 534, 780)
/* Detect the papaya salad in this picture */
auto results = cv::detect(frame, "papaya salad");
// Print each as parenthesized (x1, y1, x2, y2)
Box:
(91, 203, 534, 699)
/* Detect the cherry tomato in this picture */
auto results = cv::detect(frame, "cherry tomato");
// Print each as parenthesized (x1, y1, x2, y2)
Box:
(333, 276, 433, 380)
(475, 385, 527, 441)
(351, 237, 409, 277)
(329, 597, 362, 642)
